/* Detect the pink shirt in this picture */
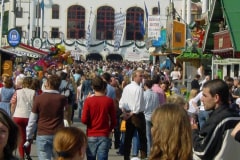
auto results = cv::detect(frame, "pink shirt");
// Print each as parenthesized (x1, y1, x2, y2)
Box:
(152, 84, 166, 104)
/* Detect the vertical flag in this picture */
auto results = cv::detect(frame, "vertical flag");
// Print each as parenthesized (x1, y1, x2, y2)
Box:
(144, 1, 149, 22)
(114, 12, 126, 51)
(40, 0, 44, 37)
(139, 15, 145, 36)
(40, 0, 44, 13)
(158, 1, 160, 15)
(86, 10, 92, 49)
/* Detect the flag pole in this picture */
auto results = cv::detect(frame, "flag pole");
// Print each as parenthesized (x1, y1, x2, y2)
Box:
(41, 0, 44, 38)
(0, 0, 5, 48)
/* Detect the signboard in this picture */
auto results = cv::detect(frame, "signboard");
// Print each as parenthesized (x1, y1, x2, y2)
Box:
(7, 28, 21, 47)
(213, 58, 240, 65)
(148, 15, 161, 39)
(172, 20, 186, 54)
(124, 52, 149, 62)
(32, 38, 42, 49)
(2, 60, 13, 77)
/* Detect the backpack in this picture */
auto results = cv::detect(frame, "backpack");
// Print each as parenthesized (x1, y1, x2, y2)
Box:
(60, 83, 72, 103)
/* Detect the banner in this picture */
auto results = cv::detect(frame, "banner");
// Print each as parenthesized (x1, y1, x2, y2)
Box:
(147, 15, 161, 39)
(152, 29, 166, 47)
(86, 10, 94, 49)
(114, 12, 125, 51)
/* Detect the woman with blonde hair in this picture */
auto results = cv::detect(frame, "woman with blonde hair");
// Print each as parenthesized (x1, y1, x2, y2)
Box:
(149, 103, 192, 160)
(11, 77, 35, 159)
(53, 127, 87, 160)
(121, 75, 130, 89)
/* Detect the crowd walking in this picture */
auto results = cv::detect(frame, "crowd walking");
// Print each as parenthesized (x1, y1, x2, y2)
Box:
(0, 60, 239, 160)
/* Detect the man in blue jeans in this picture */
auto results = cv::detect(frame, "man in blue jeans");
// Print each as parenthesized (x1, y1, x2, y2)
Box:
(26, 75, 67, 160)
(81, 76, 117, 160)
(143, 80, 159, 156)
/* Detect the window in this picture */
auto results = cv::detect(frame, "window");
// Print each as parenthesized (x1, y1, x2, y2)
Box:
(35, 3, 41, 18)
(67, 5, 85, 39)
(16, 7, 23, 18)
(152, 7, 160, 15)
(96, 6, 114, 40)
(126, 7, 144, 40)
(51, 28, 59, 38)
(52, 4, 59, 19)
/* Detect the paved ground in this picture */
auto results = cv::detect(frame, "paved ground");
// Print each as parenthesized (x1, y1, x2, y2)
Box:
(17, 111, 124, 160)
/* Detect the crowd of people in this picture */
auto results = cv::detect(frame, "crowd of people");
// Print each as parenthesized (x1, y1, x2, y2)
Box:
(0, 59, 240, 160)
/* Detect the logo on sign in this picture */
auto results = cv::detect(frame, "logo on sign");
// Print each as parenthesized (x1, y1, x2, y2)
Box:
(32, 38, 42, 49)
(7, 28, 21, 47)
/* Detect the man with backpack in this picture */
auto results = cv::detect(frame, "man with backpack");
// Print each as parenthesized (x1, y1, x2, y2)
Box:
(59, 72, 75, 125)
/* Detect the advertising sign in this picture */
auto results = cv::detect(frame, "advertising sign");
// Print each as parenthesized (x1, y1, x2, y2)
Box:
(7, 28, 21, 47)
(148, 15, 161, 39)
(32, 38, 42, 49)
(172, 20, 186, 54)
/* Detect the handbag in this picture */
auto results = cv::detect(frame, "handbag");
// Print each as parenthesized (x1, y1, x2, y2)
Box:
(72, 102, 78, 110)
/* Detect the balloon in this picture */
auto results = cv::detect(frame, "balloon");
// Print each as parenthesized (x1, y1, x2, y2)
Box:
(34, 65, 43, 71)
(38, 71, 43, 79)
(67, 57, 73, 64)
(57, 45, 65, 53)
(37, 59, 47, 68)
(48, 46, 58, 56)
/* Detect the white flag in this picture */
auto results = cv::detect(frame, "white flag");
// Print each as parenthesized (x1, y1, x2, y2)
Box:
(86, 11, 93, 49)
(114, 13, 125, 51)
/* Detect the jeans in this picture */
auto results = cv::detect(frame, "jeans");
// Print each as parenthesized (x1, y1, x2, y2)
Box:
(36, 135, 54, 160)
(198, 110, 210, 129)
(87, 136, 110, 160)
(78, 100, 83, 119)
(145, 120, 152, 156)
(132, 129, 140, 156)
(119, 132, 125, 154)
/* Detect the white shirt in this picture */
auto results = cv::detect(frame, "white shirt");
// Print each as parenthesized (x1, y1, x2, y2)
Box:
(119, 81, 145, 113)
(192, 91, 205, 111)
(170, 71, 181, 80)
(188, 98, 198, 114)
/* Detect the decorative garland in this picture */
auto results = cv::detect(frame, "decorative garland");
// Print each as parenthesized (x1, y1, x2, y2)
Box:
(41, 38, 146, 49)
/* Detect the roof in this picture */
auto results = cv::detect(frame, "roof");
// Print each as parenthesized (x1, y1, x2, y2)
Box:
(221, 0, 240, 51)
(3, 43, 48, 58)
(203, 0, 240, 52)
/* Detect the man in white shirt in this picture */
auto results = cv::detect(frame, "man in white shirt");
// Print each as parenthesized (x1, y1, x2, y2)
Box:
(119, 69, 147, 160)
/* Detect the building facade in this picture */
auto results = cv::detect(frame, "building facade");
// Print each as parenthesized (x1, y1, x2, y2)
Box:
(0, 0, 207, 61)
